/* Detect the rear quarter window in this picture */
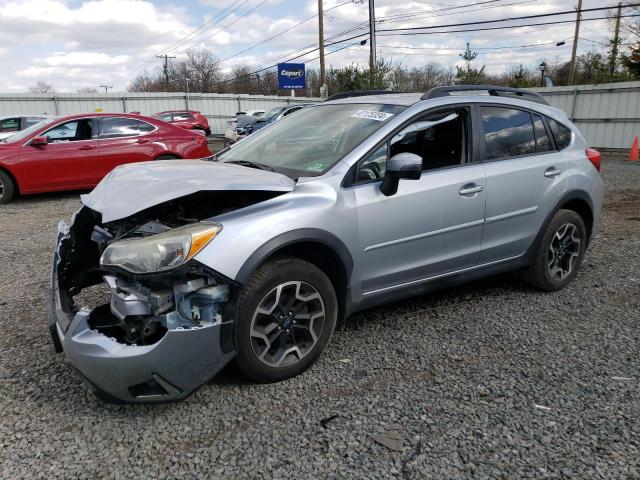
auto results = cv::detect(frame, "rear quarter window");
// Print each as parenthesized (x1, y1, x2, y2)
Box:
(548, 118, 572, 149)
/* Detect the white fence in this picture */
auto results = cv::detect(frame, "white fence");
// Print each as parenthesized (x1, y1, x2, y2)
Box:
(1, 82, 639, 148)
(0, 92, 320, 135)
(529, 81, 640, 150)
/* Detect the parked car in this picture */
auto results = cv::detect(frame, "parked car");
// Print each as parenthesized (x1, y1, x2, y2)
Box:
(0, 113, 212, 203)
(224, 110, 267, 146)
(249, 103, 314, 133)
(0, 114, 50, 140)
(153, 110, 211, 135)
(49, 86, 603, 403)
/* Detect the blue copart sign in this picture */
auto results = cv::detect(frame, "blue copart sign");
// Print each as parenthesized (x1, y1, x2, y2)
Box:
(278, 63, 306, 89)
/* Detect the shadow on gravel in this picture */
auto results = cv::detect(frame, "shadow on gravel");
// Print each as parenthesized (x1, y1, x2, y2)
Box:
(336, 271, 535, 332)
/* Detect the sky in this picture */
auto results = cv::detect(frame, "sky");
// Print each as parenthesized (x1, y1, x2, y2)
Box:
(0, 0, 623, 92)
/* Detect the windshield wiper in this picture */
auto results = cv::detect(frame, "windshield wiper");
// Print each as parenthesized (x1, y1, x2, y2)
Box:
(225, 160, 274, 172)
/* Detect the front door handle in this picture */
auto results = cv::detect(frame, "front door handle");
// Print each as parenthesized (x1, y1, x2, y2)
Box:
(544, 167, 562, 177)
(137, 138, 150, 144)
(78, 145, 95, 151)
(459, 184, 484, 196)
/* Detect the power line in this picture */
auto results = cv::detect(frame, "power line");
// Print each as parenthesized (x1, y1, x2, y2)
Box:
(376, 13, 640, 38)
(376, 3, 640, 34)
(218, 0, 353, 64)
(112, 0, 249, 85)
(175, 0, 270, 55)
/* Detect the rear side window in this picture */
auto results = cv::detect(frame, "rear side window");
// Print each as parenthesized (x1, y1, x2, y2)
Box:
(0, 118, 19, 132)
(100, 118, 155, 138)
(481, 107, 536, 160)
(548, 118, 572, 149)
(532, 114, 554, 153)
(173, 113, 194, 121)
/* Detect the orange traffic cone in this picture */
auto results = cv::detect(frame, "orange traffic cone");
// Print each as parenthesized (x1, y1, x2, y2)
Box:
(630, 136, 639, 161)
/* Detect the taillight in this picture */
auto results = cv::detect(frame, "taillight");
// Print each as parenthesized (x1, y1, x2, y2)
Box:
(585, 148, 601, 172)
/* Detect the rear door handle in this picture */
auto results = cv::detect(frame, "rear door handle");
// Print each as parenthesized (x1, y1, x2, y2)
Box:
(459, 184, 484, 196)
(544, 167, 562, 177)
(78, 145, 95, 151)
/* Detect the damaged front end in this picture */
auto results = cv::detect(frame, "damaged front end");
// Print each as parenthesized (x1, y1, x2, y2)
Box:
(48, 202, 242, 403)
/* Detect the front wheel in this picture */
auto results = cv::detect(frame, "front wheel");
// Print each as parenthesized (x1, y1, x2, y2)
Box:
(155, 154, 180, 160)
(0, 170, 16, 204)
(235, 257, 338, 383)
(522, 209, 587, 291)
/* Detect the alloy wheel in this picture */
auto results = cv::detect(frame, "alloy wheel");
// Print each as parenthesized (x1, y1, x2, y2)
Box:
(547, 223, 581, 280)
(250, 281, 326, 368)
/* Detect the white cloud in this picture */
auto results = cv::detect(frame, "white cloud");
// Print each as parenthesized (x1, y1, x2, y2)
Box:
(0, 0, 614, 92)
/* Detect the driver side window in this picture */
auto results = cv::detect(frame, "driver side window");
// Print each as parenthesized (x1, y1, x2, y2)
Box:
(44, 119, 93, 143)
(355, 107, 469, 184)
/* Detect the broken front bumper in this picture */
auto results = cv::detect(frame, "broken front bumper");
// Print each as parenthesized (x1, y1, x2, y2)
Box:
(48, 220, 235, 404)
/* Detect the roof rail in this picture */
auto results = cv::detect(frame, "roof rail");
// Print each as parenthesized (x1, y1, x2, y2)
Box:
(324, 90, 401, 102)
(422, 85, 549, 105)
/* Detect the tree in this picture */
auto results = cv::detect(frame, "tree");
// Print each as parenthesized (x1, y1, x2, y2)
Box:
(455, 43, 486, 85)
(77, 87, 98, 93)
(621, 42, 640, 77)
(29, 81, 54, 93)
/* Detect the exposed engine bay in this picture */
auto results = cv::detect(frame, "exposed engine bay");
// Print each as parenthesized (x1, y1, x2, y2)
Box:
(56, 190, 282, 347)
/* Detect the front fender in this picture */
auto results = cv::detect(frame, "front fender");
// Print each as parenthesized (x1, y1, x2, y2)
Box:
(233, 228, 354, 285)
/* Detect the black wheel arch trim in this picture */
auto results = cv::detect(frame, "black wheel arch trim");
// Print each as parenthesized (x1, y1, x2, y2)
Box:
(234, 228, 354, 287)
(526, 188, 594, 259)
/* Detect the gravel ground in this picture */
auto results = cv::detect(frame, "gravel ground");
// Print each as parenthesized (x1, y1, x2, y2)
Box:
(1, 157, 639, 479)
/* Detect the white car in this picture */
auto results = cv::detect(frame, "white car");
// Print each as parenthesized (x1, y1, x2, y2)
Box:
(0, 115, 50, 140)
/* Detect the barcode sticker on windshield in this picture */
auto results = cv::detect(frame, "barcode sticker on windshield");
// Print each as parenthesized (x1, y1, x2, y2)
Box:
(351, 110, 394, 122)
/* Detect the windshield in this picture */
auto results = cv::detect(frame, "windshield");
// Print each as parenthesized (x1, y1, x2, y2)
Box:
(219, 103, 405, 177)
(259, 107, 285, 122)
(2, 117, 57, 143)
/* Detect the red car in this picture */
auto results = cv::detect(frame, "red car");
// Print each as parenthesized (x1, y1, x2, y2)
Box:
(153, 110, 211, 136)
(0, 113, 212, 203)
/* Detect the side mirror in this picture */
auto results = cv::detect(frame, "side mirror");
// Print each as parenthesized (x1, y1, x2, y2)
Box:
(30, 136, 48, 146)
(380, 153, 422, 196)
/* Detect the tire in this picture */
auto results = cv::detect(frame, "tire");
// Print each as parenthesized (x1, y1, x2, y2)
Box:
(204, 128, 211, 136)
(0, 170, 16, 204)
(235, 256, 338, 383)
(155, 154, 180, 160)
(522, 209, 587, 291)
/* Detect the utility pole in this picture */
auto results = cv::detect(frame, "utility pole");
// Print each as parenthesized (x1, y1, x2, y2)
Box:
(609, 2, 623, 76)
(318, 0, 327, 97)
(368, 0, 377, 73)
(99, 85, 113, 93)
(568, 0, 582, 85)
(156, 54, 176, 91)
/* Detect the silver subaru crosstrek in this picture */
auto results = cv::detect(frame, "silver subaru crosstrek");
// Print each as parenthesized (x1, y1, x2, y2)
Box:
(48, 86, 604, 403)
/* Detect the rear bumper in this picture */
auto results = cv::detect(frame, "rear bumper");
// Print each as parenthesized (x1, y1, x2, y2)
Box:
(48, 220, 235, 403)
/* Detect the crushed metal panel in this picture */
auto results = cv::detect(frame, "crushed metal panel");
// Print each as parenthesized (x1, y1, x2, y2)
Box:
(81, 160, 296, 222)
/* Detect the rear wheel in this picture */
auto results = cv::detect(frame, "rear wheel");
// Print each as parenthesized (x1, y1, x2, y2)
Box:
(235, 256, 338, 383)
(522, 209, 587, 291)
(155, 154, 180, 160)
(0, 170, 16, 204)
(204, 128, 211, 136)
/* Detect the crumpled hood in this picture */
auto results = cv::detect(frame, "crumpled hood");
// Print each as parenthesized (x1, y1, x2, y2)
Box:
(82, 160, 295, 223)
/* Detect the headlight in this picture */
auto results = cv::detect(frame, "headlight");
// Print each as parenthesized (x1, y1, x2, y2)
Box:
(100, 223, 221, 274)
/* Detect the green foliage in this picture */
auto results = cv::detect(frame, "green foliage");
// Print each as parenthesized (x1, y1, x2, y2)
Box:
(455, 43, 486, 85)
(329, 60, 393, 93)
